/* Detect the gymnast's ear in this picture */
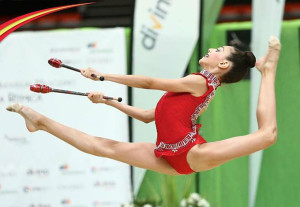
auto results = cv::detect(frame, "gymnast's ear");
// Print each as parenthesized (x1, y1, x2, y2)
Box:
(218, 60, 231, 70)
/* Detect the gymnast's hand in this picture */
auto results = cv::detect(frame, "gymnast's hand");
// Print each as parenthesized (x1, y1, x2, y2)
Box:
(87, 92, 107, 104)
(80, 67, 103, 81)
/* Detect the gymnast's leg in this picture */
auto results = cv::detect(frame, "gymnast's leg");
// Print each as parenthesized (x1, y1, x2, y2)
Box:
(187, 36, 281, 172)
(6, 104, 179, 175)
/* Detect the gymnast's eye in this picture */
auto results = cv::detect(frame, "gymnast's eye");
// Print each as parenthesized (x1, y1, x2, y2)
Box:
(216, 48, 220, 52)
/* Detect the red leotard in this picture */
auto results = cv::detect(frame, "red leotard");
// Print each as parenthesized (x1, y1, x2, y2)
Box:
(154, 69, 221, 174)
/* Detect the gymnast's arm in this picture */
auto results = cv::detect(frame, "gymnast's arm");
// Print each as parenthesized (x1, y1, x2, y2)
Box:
(87, 92, 155, 123)
(106, 101, 155, 123)
(80, 68, 206, 96)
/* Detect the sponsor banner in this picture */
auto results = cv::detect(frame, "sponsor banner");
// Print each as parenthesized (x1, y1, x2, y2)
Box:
(0, 28, 130, 206)
(250, 1, 286, 207)
(133, 0, 201, 192)
(133, 0, 200, 78)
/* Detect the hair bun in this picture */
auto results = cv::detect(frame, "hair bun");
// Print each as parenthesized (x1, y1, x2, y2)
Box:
(244, 51, 256, 68)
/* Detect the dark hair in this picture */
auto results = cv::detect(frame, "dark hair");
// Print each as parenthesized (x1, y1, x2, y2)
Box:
(221, 47, 256, 83)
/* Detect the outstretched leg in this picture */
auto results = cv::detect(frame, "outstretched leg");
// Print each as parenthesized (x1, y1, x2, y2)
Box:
(187, 36, 281, 172)
(6, 104, 179, 175)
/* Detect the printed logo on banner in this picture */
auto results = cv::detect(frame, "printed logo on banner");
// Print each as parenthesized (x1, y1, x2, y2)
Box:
(61, 198, 87, 207)
(59, 164, 85, 175)
(0, 170, 17, 177)
(94, 181, 116, 189)
(58, 184, 84, 191)
(50, 47, 81, 54)
(88, 42, 98, 48)
(27, 168, 49, 176)
(87, 43, 113, 54)
(227, 29, 252, 80)
(8, 93, 41, 103)
(93, 201, 114, 207)
(91, 166, 116, 174)
(93, 201, 101, 207)
(4, 134, 29, 145)
(61, 199, 71, 205)
(86, 57, 113, 65)
(0, 184, 18, 195)
(23, 186, 49, 193)
(140, 0, 172, 50)
(29, 203, 51, 207)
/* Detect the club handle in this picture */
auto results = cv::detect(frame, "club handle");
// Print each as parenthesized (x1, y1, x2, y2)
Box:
(51, 89, 122, 101)
(60, 64, 98, 78)
(91, 74, 104, 80)
(35, 84, 122, 102)
(103, 96, 122, 102)
(52, 89, 88, 96)
(60, 64, 81, 73)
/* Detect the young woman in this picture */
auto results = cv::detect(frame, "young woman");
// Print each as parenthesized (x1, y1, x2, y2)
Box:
(7, 36, 281, 175)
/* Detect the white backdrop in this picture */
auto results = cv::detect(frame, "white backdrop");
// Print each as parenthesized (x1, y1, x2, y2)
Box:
(0, 28, 131, 207)
(133, 0, 201, 192)
(250, 1, 285, 207)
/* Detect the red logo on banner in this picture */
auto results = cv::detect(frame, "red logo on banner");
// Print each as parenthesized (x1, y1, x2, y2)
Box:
(0, 2, 94, 42)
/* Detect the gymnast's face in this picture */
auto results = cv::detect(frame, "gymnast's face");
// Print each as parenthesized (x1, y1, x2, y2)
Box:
(199, 46, 234, 73)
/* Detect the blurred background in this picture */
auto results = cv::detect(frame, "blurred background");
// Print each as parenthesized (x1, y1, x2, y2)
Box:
(0, 0, 300, 207)
(0, 0, 299, 28)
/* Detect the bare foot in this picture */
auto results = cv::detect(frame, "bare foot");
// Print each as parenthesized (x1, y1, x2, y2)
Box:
(6, 103, 42, 132)
(255, 36, 281, 74)
(269, 36, 281, 51)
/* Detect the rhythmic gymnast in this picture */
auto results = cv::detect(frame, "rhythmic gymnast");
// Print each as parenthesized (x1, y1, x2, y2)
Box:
(7, 36, 281, 175)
